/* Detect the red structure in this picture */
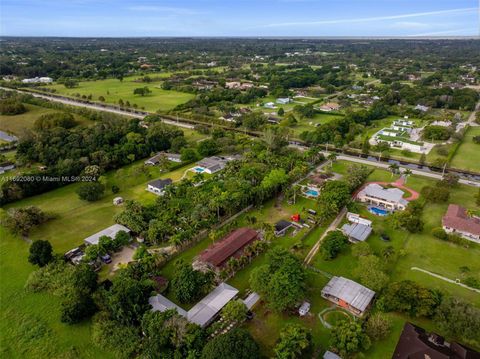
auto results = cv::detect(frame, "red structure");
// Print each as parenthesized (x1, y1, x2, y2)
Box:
(198, 228, 259, 268)
(291, 214, 300, 222)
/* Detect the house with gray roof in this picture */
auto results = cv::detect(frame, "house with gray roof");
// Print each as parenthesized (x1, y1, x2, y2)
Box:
(149, 283, 239, 328)
(84, 224, 130, 246)
(147, 178, 172, 195)
(357, 183, 408, 211)
(321, 276, 375, 316)
(195, 156, 230, 174)
(341, 223, 372, 243)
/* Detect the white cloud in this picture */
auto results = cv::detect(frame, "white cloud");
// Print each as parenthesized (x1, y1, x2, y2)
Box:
(257, 7, 477, 28)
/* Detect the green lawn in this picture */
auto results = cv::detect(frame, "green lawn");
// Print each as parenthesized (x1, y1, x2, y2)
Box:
(45, 75, 194, 113)
(0, 228, 115, 359)
(0, 104, 93, 136)
(450, 126, 480, 172)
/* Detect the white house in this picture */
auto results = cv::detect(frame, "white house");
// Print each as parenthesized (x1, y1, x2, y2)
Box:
(22, 77, 53, 83)
(194, 156, 231, 174)
(84, 224, 131, 246)
(415, 104, 429, 112)
(357, 183, 408, 211)
(147, 178, 172, 195)
(264, 102, 276, 109)
(276, 97, 291, 105)
(346, 212, 372, 227)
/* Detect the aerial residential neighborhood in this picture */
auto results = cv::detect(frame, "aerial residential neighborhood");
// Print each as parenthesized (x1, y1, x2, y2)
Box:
(0, 1, 479, 359)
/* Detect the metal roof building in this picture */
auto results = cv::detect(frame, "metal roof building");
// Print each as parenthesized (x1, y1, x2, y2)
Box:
(357, 183, 408, 210)
(321, 276, 375, 316)
(84, 224, 130, 246)
(341, 223, 372, 242)
(149, 282, 239, 328)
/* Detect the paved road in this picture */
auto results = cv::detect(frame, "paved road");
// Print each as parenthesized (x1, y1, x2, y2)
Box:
(0, 87, 195, 129)
(324, 152, 480, 187)
(304, 207, 347, 265)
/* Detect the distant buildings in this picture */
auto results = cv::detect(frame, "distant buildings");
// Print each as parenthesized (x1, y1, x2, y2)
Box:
(319, 102, 340, 112)
(21, 77, 53, 83)
(145, 152, 181, 165)
(357, 184, 408, 211)
(392, 322, 479, 359)
(442, 204, 480, 243)
(84, 224, 130, 246)
(276, 97, 291, 105)
(415, 104, 430, 112)
(147, 178, 172, 196)
(264, 102, 276, 109)
(195, 228, 259, 271)
(149, 282, 239, 328)
(321, 276, 375, 316)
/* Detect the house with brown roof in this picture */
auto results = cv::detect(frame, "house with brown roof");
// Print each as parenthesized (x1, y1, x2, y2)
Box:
(392, 322, 480, 359)
(442, 204, 480, 243)
(194, 228, 259, 271)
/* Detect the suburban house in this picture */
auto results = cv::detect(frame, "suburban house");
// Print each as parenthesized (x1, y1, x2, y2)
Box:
(357, 183, 408, 211)
(0, 162, 15, 174)
(323, 351, 342, 359)
(319, 102, 340, 112)
(321, 276, 375, 316)
(194, 228, 259, 271)
(276, 97, 291, 104)
(149, 282, 239, 328)
(415, 104, 430, 112)
(84, 224, 131, 246)
(195, 156, 230, 174)
(274, 219, 293, 236)
(341, 223, 372, 243)
(392, 322, 479, 359)
(264, 102, 276, 109)
(145, 152, 181, 165)
(22, 76, 53, 83)
(147, 178, 172, 195)
(442, 204, 480, 243)
(219, 113, 236, 122)
(392, 120, 414, 133)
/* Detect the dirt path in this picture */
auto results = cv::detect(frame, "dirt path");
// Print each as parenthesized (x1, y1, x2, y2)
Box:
(411, 267, 480, 293)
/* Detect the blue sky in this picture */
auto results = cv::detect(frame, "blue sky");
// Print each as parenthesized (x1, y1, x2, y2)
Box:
(1, 0, 479, 37)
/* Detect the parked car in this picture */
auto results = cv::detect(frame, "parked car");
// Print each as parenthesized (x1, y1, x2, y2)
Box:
(101, 254, 112, 264)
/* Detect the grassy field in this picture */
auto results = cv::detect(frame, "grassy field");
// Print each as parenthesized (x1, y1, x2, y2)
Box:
(45, 74, 194, 113)
(450, 126, 480, 172)
(0, 228, 115, 359)
(0, 104, 93, 136)
(0, 150, 209, 357)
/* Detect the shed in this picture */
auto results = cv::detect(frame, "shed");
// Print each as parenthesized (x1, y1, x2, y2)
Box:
(113, 197, 124, 206)
(341, 223, 372, 242)
(298, 301, 311, 316)
(274, 220, 293, 236)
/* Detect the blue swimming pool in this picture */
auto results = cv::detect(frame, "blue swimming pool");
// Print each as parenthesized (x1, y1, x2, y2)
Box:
(194, 167, 205, 173)
(368, 206, 389, 216)
(305, 189, 319, 197)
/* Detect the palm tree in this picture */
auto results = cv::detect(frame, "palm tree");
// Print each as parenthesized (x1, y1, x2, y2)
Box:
(388, 163, 399, 177)
(327, 153, 337, 168)
(403, 168, 412, 183)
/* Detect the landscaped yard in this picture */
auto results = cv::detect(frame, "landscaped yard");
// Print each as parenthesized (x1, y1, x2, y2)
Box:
(45, 74, 195, 113)
(450, 126, 480, 172)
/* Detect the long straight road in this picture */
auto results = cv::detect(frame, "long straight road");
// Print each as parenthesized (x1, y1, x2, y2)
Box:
(323, 152, 480, 187)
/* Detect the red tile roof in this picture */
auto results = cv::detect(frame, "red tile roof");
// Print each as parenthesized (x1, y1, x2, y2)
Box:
(199, 228, 258, 267)
(442, 204, 480, 236)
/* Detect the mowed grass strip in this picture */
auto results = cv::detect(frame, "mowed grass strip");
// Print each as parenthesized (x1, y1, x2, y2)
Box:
(46, 75, 194, 112)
